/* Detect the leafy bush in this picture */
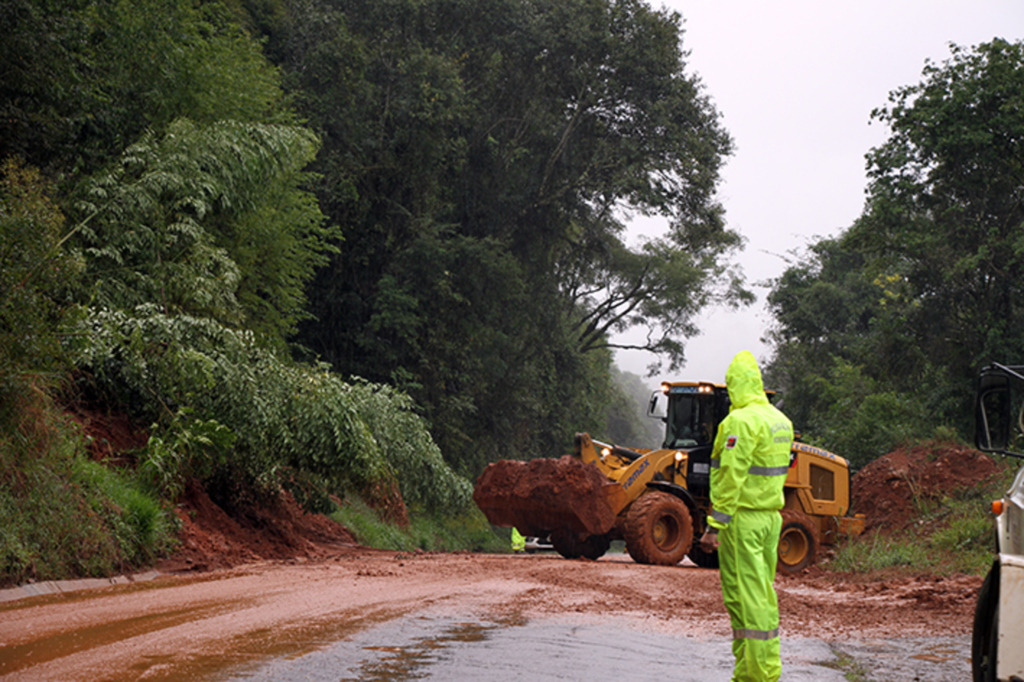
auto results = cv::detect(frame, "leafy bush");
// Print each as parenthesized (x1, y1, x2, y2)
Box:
(810, 360, 931, 469)
(70, 307, 472, 513)
(71, 458, 178, 565)
(0, 158, 82, 386)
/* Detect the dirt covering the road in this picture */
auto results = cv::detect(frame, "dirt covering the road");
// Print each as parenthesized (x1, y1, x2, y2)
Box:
(155, 479, 358, 573)
(1, 439, 1005, 681)
(0, 548, 983, 681)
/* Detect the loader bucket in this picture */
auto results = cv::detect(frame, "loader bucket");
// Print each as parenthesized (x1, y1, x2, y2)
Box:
(473, 455, 625, 537)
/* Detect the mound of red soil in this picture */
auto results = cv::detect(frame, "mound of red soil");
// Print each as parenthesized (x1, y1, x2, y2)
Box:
(851, 441, 1002, 532)
(473, 455, 622, 537)
(156, 479, 358, 573)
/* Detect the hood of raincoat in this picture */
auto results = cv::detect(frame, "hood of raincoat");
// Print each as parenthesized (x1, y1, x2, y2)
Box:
(725, 350, 769, 410)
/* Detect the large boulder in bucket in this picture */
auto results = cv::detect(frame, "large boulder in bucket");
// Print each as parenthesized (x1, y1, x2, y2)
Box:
(473, 455, 623, 537)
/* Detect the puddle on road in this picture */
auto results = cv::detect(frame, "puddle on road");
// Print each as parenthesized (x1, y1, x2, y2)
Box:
(220, 615, 852, 682)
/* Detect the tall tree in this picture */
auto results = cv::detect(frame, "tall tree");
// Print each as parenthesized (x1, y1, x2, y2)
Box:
(283, 0, 743, 471)
(73, 118, 333, 344)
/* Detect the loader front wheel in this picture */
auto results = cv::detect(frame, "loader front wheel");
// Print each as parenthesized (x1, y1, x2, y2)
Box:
(777, 510, 818, 575)
(623, 492, 693, 566)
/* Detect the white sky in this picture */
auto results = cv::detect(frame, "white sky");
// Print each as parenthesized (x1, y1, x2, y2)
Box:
(614, 0, 1024, 385)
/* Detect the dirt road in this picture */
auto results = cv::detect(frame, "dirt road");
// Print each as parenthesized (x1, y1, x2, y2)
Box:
(0, 549, 981, 681)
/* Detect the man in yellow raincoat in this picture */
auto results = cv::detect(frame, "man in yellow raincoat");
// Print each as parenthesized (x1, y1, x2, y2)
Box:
(699, 350, 793, 682)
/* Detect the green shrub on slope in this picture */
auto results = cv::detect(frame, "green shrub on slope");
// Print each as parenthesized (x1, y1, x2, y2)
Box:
(70, 308, 471, 513)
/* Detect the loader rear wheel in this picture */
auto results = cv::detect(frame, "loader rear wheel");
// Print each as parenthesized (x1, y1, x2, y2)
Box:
(623, 492, 693, 566)
(777, 510, 818, 575)
(688, 542, 719, 569)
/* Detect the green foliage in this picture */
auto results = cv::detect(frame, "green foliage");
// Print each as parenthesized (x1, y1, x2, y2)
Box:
(141, 409, 236, 500)
(765, 40, 1024, 458)
(71, 458, 178, 566)
(73, 118, 333, 343)
(331, 498, 507, 554)
(288, 0, 743, 473)
(70, 308, 472, 513)
(0, 0, 292, 173)
(0, 159, 82, 386)
(809, 360, 931, 469)
(0, 384, 173, 585)
(344, 380, 473, 511)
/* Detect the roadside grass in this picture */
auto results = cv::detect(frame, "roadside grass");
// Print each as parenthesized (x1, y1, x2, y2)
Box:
(0, 384, 176, 586)
(332, 497, 508, 554)
(830, 462, 1018, 576)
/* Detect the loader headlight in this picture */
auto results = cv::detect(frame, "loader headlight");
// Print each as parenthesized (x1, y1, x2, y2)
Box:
(601, 447, 612, 458)
(674, 451, 684, 463)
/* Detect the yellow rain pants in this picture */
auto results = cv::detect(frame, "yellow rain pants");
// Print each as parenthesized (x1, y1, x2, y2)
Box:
(718, 509, 782, 682)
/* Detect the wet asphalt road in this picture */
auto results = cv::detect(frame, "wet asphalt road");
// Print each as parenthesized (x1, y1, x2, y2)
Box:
(219, 612, 971, 682)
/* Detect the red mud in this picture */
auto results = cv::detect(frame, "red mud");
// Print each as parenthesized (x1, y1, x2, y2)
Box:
(473, 455, 620, 536)
(156, 479, 358, 573)
(850, 441, 1003, 532)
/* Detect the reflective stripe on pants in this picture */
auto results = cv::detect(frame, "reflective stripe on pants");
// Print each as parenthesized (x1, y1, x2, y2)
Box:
(718, 509, 782, 682)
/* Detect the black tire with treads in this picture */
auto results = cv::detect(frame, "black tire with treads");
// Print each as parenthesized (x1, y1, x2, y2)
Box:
(777, 509, 818, 575)
(623, 492, 693, 566)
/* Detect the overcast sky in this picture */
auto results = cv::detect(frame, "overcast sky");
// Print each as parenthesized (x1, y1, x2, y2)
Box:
(613, 0, 1024, 385)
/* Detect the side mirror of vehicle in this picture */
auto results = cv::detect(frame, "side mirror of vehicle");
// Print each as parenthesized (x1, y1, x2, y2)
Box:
(647, 390, 666, 422)
(976, 369, 1012, 452)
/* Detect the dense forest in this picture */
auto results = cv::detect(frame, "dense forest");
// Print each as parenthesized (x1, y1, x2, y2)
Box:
(1, 0, 1021, 583)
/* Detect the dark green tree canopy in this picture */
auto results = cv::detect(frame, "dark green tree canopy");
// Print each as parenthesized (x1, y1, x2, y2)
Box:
(284, 0, 744, 471)
(765, 39, 1024, 466)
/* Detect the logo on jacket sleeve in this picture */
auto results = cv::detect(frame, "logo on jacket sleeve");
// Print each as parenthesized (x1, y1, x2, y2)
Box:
(725, 435, 738, 449)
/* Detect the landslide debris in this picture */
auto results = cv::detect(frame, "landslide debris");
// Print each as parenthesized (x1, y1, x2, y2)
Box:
(473, 455, 620, 537)
(850, 441, 1003, 533)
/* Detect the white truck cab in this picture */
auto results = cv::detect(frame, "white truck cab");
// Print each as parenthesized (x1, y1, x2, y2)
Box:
(973, 363, 1024, 682)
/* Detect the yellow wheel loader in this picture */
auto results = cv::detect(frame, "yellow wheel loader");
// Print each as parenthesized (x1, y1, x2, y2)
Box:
(474, 381, 864, 573)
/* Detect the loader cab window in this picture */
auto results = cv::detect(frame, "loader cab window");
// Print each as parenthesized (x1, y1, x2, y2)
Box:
(810, 464, 835, 501)
(665, 394, 715, 448)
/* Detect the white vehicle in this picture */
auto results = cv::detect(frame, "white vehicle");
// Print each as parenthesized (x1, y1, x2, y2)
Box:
(973, 363, 1024, 682)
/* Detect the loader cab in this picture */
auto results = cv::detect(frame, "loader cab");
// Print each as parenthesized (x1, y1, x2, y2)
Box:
(649, 381, 783, 497)
(648, 382, 729, 497)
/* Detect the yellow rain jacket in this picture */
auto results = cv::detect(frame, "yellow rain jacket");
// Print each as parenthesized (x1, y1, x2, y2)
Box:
(708, 350, 793, 682)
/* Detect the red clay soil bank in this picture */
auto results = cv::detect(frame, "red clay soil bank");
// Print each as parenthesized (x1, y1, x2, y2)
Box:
(850, 441, 1002, 532)
(473, 455, 620, 537)
(156, 479, 358, 573)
